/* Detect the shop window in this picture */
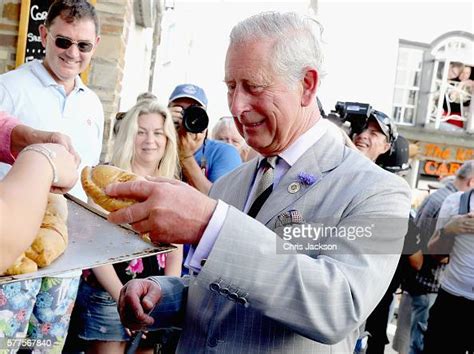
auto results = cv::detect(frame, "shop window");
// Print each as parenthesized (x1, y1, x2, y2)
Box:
(392, 46, 424, 125)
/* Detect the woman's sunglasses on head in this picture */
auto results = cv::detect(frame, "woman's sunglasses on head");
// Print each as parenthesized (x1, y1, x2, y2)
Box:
(48, 33, 94, 53)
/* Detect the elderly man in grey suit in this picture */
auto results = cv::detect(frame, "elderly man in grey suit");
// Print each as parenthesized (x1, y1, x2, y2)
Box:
(106, 11, 411, 353)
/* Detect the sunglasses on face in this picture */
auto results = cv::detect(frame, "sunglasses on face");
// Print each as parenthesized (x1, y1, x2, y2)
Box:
(48, 33, 94, 53)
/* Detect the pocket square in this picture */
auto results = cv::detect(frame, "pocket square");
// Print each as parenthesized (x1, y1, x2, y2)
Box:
(275, 209, 305, 228)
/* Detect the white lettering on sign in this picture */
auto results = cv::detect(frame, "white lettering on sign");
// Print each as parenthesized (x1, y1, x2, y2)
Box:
(27, 32, 41, 43)
(30, 5, 48, 21)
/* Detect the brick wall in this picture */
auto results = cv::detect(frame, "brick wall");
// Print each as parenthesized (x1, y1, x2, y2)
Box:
(0, 0, 136, 161)
(0, 1, 20, 74)
(92, 0, 133, 161)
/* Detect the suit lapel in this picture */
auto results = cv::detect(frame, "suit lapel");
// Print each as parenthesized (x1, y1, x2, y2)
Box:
(256, 131, 345, 226)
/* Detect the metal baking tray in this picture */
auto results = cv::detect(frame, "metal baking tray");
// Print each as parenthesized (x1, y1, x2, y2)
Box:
(0, 194, 174, 284)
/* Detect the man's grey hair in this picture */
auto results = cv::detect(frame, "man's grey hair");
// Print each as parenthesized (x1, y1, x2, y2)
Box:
(229, 11, 325, 86)
(456, 160, 474, 179)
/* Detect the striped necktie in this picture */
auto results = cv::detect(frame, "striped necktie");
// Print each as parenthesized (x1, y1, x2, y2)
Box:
(247, 156, 278, 218)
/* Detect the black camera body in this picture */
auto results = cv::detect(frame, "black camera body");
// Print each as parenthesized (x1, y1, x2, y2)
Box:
(325, 101, 373, 136)
(181, 105, 209, 134)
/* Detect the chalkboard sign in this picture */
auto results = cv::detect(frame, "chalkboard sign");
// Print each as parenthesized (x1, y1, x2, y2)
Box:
(16, 0, 54, 66)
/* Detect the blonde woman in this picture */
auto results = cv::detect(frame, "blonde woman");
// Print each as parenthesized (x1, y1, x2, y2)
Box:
(72, 99, 182, 354)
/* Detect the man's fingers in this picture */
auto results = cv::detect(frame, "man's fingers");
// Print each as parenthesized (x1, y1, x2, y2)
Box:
(107, 202, 149, 225)
(119, 281, 158, 329)
(106, 180, 155, 200)
(133, 283, 161, 323)
(130, 219, 153, 234)
(142, 285, 161, 312)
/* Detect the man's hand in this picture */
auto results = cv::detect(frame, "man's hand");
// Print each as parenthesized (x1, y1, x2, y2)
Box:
(11, 125, 81, 167)
(118, 279, 161, 331)
(169, 105, 185, 130)
(443, 212, 474, 236)
(169, 106, 206, 160)
(106, 177, 217, 244)
(179, 130, 206, 161)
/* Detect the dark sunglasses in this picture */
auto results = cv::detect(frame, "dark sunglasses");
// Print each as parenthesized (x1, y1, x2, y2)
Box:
(48, 33, 94, 53)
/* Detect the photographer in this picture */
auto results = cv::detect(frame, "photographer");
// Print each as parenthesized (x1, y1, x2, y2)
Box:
(168, 84, 241, 194)
(351, 110, 396, 162)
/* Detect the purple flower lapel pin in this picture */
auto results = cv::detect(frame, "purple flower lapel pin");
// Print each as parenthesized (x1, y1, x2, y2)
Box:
(297, 172, 317, 186)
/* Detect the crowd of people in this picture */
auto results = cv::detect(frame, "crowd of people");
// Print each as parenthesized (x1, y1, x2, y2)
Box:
(0, 1, 472, 354)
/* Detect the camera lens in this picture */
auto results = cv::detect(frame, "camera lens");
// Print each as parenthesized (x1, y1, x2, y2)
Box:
(182, 106, 209, 133)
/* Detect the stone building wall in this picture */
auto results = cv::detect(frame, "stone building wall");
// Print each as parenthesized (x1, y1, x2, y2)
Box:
(92, 0, 133, 161)
(0, 1, 20, 74)
(0, 0, 136, 161)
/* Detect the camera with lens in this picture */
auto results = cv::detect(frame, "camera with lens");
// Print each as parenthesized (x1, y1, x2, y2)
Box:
(179, 105, 209, 134)
(325, 101, 373, 137)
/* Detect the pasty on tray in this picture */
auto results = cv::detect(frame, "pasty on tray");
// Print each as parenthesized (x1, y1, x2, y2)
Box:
(1, 194, 68, 275)
(2, 253, 37, 275)
(81, 165, 139, 212)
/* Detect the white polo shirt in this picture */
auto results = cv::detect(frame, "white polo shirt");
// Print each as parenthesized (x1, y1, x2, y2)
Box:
(0, 60, 104, 201)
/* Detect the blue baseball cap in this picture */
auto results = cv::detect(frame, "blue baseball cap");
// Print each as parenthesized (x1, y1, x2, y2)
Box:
(168, 84, 208, 108)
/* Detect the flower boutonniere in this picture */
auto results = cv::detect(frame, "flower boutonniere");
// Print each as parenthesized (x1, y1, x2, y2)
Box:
(297, 172, 317, 186)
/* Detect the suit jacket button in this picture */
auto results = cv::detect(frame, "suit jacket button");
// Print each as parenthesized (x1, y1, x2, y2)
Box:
(208, 337, 218, 347)
(209, 282, 221, 293)
(237, 296, 249, 307)
(219, 287, 230, 296)
(228, 292, 239, 302)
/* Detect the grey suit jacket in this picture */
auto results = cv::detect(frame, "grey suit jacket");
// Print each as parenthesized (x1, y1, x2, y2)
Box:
(150, 127, 411, 353)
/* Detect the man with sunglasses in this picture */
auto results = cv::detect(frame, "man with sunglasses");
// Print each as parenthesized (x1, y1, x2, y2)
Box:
(0, 0, 102, 200)
(0, 0, 103, 351)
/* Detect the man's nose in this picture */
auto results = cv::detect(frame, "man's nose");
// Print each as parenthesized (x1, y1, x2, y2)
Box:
(64, 43, 80, 57)
(228, 86, 251, 118)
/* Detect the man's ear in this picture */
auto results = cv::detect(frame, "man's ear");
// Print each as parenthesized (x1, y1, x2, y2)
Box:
(468, 177, 474, 189)
(90, 35, 101, 55)
(301, 68, 318, 107)
(39, 24, 48, 48)
(382, 142, 391, 154)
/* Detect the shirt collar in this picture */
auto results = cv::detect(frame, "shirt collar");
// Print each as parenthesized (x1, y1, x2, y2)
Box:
(31, 59, 85, 92)
(278, 117, 328, 168)
(445, 181, 458, 193)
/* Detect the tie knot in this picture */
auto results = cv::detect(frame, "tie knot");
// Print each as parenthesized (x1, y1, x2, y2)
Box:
(262, 156, 278, 169)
